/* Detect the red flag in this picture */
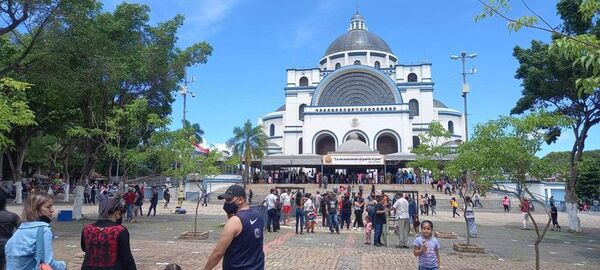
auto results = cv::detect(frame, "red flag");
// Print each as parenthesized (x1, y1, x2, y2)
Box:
(192, 143, 209, 155)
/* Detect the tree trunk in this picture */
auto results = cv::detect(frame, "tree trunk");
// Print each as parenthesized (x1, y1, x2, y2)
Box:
(73, 142, 98, 219)
(464, 205, 470, 245)
(0, 153, 4, 180)
(72, 184, 85, 219)
(63, 154, 70, 202)
(195, 195, 201, 233)
(566, 137, 584, 232)
(7, 145, 27, 204)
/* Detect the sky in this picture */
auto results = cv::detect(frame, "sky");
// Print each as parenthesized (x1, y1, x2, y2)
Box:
(101, 0, 599, 156)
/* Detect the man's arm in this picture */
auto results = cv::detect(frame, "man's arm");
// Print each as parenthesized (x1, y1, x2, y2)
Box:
(203, 216, 242, 270)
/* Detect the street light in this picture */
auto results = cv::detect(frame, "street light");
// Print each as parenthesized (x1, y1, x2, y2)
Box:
(179, 73, 196, 126)
(450, 51, 477, 142)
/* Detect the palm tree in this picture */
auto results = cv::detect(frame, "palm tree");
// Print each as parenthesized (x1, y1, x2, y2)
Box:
(226, 120, 267, 187)
(183, 120, 204, 144)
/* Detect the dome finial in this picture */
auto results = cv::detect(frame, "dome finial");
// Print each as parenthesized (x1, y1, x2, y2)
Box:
(349, 10, 367, 32)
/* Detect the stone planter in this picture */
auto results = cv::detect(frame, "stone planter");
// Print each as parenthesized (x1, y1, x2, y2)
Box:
(434, 231, 458, 239)
(453, 243, 485, 253)
(179, 231, 209, 240)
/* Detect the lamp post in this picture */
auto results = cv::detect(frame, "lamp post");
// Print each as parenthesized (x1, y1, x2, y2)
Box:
(450, 51, 477, 142)
(179, 73, 196, 126)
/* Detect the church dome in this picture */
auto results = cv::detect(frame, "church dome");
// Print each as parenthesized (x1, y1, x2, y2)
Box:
(337, 133, 372, 152)
(324, 12, 393, 56)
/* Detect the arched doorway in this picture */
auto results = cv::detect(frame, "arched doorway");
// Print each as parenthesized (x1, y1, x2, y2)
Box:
(343, 130, 368, 145)
(315, 134, 336, 155)
(376, 134, 399, 154)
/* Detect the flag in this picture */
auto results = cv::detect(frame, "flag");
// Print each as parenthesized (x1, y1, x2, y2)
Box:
(193, 143, 210, 155)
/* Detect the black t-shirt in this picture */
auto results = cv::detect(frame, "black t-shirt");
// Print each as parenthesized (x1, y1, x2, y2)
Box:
(327, 198, 338, 214)
(374, 203, 386, 225)
(342, 199, 352, 213)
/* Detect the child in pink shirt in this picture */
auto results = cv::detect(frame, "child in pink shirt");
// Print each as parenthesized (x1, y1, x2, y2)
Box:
(364, 216, 373, 244)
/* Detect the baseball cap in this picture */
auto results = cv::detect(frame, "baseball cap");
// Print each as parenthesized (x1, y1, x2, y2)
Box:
(217, 185, 246, 200)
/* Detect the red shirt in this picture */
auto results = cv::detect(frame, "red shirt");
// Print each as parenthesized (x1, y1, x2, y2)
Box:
(520, 200, 529, 212)
(123, 192, 136, 205)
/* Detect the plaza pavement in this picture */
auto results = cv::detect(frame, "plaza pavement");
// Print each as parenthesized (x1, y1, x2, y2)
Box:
(6, 200, 600, 269)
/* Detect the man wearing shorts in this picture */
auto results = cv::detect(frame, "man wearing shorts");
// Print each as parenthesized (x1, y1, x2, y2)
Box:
(280, 190, 291, 226)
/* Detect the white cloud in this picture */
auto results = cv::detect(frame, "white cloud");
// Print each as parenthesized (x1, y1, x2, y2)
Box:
(182, 0, 243, 39)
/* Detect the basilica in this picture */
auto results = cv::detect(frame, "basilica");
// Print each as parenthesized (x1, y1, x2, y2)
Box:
(258, 12, 464, 171)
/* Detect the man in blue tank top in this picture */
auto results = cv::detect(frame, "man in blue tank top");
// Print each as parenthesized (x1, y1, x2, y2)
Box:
(203, 185, 264, 270)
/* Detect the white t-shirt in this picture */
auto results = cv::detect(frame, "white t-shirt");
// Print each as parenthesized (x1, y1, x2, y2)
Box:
(280, 192, 291, 206)
(303, 198, 314, 212)
(265, 194, 278, 210)
(393, 197, 409, 219)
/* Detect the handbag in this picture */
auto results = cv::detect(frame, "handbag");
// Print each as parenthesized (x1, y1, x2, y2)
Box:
(35, 227, 53, 270)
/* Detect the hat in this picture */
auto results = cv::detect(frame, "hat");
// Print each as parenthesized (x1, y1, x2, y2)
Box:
(217, 185, 246, 200)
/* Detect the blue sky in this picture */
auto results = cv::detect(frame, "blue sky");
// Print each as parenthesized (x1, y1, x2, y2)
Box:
(102, 0, 599, 156)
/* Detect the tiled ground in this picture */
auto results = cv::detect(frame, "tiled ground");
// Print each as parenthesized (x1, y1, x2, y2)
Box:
(7, 201, 599, 270)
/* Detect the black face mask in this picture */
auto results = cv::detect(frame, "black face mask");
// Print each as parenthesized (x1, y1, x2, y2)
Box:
(223, 201, 239, 215)
(116, 217, 123, 225)
(39, 216, 52, 224)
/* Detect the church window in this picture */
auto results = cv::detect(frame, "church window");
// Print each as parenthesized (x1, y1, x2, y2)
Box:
(298, 138, 303, 154)
(412, 136, 421, 148)
(299, 104, 307, 121)
(374, 61, 380, 68)
(408, 73, 418, 82)
(354, 60, 361, 65)
(269, 124, 275, 137)
(409, 99, 419, 116)
(335, 63, 341, 69)
(299, 76, 309, 86)
(448, 121, 454, 134)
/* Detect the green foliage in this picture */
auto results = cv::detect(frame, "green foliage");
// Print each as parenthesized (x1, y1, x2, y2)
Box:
(407, 121, 453, 177)
(151, 125, 203, 180)
(1, 0, 213, 182)
(226, 120, 267, 181)
(542, 150, 600, 199)
(577, 156, 600, 200)
(477, 0, 600, 95)
(451, 113, 568, 191)
(0, 78, 36, 149)
(103, 98, 169, 178)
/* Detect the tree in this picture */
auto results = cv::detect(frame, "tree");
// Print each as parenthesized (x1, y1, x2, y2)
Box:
(102, 98, 168, 181)
(451, 113, 567, 269)
(192, 149, 221, 233)
(407, 121, 453, 179)
(476, 0, 600, 94)
(226, 120, 267, 187)
(477, 0, 600, 232)
(0, 78, 35, 203)
(184, 120, 204, 144)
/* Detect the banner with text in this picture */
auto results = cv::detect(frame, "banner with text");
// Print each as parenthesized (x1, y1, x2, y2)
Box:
(322, 154, 384, 165)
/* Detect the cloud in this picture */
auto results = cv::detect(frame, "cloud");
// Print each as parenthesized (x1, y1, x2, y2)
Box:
(182, 0, 243, 39)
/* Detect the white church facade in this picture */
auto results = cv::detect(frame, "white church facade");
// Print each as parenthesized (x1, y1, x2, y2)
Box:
(258, 12, 464, 170)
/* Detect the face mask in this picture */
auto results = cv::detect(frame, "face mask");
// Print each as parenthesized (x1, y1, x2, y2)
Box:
(223, 201, 239, 215)
(116, 217, 123, 225)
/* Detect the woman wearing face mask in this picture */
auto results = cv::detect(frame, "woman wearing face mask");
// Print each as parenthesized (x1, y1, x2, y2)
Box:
(80, 195, 137, 270)
(5, 193, 66, 270)
(204, 185, 264, 270)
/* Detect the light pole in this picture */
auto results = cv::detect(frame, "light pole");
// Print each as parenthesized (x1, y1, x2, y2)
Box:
(450, 51, 477, 142)
(179, 73, 196, 126)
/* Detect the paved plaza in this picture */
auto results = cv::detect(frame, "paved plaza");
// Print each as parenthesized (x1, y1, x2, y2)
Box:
(7, 198, 599, 270)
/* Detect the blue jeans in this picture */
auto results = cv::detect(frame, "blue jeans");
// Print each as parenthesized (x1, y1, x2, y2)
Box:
(267, 208, 277, 231)
(126, 204, 133, 220)
(295, 208, 304, 233)
(374, 223, 383, 244)
(328, 213, 339, 232)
